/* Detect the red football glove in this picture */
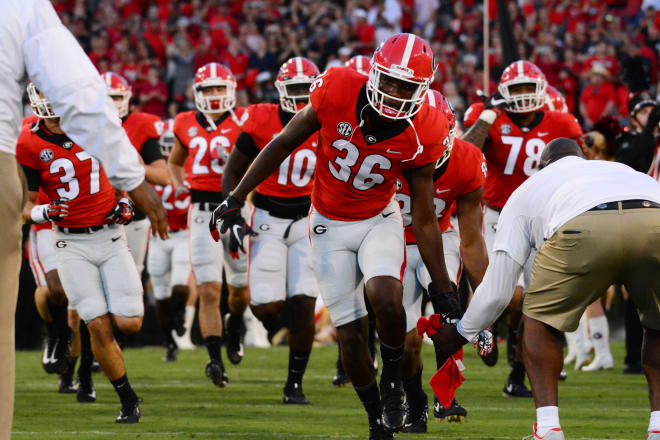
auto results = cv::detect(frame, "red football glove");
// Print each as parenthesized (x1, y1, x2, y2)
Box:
(46, 199, 69, 221)
(106, 197, 135, 225)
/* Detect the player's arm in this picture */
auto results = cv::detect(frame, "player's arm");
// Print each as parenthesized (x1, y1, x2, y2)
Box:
(461, 115, 494, 150)
(222, 133, 259, 197)
(456, 187, 488, 289)
(167, 137, 188, 190)
(230, 104, 320, 202)
(141, 138, 170, 186)
(19, 165, 68, 224)
(21, 191, 38, 223)
(404, 163, 454, 310)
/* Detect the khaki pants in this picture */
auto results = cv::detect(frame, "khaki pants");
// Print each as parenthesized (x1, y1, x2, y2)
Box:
(0, 151, 25, 440)
(525, 207, 660, 332)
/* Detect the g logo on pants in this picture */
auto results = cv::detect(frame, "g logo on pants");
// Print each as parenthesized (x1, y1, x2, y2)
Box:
(56, 240, 67, 248)
(313, 225, 327, 235)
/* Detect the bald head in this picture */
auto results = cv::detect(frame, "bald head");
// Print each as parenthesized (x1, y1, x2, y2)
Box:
(539, 138, 585, 169)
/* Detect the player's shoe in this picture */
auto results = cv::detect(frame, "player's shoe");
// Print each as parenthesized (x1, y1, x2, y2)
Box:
(479, 325, 498, 367)
(581, 352, 613, 371)
(91, 360, 101, 373)
(623, 361, 643, 375)
(205, 359, 228, 388)
(502, 379, 533, 398)
(333, 356, 351, 387)
(369, 418, 394, 440)
(76, 374, 96, 403)
(163, 343, 178, 363)
(172, 330, 195, 350)
(58, 373, 77, 394)
(380, 380, 405, 431)
(116, 400, 141, 424)
(282, 381, 310, 404)
(648, 430, 660, 440)
(558, 369, 567, 381)
(401, 391, 428, 433)
(41, 333, 56, 373)
(49, 328, 72, 375)
(574, 347, 591, 370)
(172, 308, 186, 337)
(224, 313, 244, 365)
(433, 397, 467, 423)
(523, 424, 564, 439)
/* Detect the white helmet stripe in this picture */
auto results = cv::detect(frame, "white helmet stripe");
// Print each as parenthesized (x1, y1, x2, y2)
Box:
(357, 57, 362, 71)
(295, 57, 303, 76)
(427, 90, 437, 107)
(211, 63, 217, 78)
(517, 60, 524, 78)
(105, 73, 112, 87)
(400, 34, 416, 68)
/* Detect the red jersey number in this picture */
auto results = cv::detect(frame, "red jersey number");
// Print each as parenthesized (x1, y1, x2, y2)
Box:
(328, 140, 392, 191)
(501, 136, 545, 176)
(50, 151, 100, 200)
(191, 135, 231, 175)
(277, 148, 316, 188)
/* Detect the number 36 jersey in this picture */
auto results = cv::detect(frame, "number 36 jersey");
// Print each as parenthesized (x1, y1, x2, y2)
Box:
(309, 67, 449, 221)
(173, 109, 247, 193)
(16, 121, 116, 228)
(463, 102, 582, 210)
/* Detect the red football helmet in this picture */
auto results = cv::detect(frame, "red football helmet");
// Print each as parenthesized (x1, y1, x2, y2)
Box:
(425, 90, 456, 168)
(544, 85, 568, 113)
(193, 62, 237, 115)
(345, 55, 372, 76)
(158, 118, 174, 156)
(497, 60, 547, 113)
(367, 33, 435, 120)
(275, 57, 320, 114)
(26, 82, 58, 119)
(101, 72, 132, 118)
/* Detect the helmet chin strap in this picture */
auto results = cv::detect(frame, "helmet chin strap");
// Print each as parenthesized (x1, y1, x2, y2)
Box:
(401, 116, 423, 162)
(203, 112, 218, 132)
(335, 104, 368, 148)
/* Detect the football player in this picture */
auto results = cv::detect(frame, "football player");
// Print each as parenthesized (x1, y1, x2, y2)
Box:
(211, 34, 458, 440)
(146, 119, 191, 362)
(396, 90, 489, 430)
(222, 57, 320, 404)
(102, 72, 170, 276)
(16, 85, 143, 423)
(167, 63, 249, 387)
(462, 61, 583, 397)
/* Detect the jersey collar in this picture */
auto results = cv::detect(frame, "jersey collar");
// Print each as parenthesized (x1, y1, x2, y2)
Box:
(355, 84, 412, 145)
(432, 153, 451, 180)
(34, 120, 74, 149)
(508, 111, 545, 133)
(195, 111, 230, 132)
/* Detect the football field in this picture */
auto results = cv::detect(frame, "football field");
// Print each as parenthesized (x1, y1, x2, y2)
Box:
(13, 341, 648, 440)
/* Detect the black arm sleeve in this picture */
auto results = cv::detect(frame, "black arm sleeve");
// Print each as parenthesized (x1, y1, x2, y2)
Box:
(22, 165, 40, 192)
(141, 138, 165, 164)
(235, 132, 260, 159)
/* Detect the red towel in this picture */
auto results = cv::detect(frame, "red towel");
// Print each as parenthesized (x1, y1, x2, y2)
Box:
(430, 348, 465, 410)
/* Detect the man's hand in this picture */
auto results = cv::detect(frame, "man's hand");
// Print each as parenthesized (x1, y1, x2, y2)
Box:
(428, 282, 462, 324)
(46, 199, 69, 221)
(474, 328, 494, 357)
(484, 91, 507, 114)
(429, 323, 469, 358)
(209, 195, 257, 257)
(105, 197, 135, 225)
(127, 181, 169, 239)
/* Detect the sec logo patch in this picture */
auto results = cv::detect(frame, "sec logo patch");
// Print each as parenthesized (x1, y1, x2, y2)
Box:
(337, 122, 353, 137)
(500, 124, 512, 135)
(188, 127, 198, 137)
(39, 148, 54, 162)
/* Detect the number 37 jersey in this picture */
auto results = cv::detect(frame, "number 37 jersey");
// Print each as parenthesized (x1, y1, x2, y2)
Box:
(309, 67, 449, 221)
(463, 102, 582, 209)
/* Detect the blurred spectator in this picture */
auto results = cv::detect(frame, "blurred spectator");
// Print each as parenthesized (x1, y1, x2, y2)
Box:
(168, 35, 196, 99)
(580, 64, 617, 128)
(137, 66, 169, 118)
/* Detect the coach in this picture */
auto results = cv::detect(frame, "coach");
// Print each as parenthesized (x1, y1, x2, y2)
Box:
(431, 138, 660, 439)
(0, 1, 168, 438)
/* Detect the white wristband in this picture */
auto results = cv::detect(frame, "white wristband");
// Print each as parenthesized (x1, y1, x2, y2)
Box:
(478, 109, 498, 125)
(30, 204, 49, 224)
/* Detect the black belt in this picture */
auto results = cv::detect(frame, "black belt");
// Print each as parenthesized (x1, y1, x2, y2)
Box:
(57, 224, 110, 234)
(196, 202, 220, 212)
(588, 199, 660, 211)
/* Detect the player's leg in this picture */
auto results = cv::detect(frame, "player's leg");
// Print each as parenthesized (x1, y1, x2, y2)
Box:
(58, 308, 79, 394)
(173, 273, 197, 350)
(28, 233, 55, 373)
(581, 297, 614, 371)
(76, 316, 96, 403)
(190, 203, 227, 386)
(146, 235, 177, 361)
(169, 231, 191, 341)
(43, 269, 71, 375)
(124, 217, 150, 275)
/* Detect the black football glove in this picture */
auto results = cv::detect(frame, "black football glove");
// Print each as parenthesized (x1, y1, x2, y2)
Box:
(484, 91, 508, 111)
(46, 198, 69, 221)
(106, 197, 135, 225)
(209, 195, 257, 258)
(428, 282, 462, 325)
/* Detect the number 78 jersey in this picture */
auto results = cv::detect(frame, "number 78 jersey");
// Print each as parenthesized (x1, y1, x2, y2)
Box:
(463, 102, 582, 209)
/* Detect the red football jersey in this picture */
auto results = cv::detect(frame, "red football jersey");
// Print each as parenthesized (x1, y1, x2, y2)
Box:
(397, 139, 486, 243)
(22, 115, 39, 128)
(309, 67, 449, 221)
(15, 122, 117, 228)
(463, 102, 582, 209)
(173, 109, 247, 193)
(122, 111, 161, 156)
(242, 103, 318, 198)
(153, 183, 190, 230)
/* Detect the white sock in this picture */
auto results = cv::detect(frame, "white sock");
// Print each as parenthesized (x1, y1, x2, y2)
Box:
(650, 411, 660, 432)
(184, 305, 195, 332)
(536, 406, 560, 436)
(587, 316, 611, 358)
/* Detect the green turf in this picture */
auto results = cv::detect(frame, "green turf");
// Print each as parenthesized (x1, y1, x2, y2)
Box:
(12, 341, 649, 439)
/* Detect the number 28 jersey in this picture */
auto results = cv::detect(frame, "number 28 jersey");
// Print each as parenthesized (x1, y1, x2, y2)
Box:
(173, 109, 247, 193)
(463, 102, 582, 209)
(15, 121, 116, 228)
(309, 67, 449, 221)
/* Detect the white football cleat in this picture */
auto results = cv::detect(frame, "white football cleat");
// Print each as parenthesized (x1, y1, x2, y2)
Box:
(647, 430, 660, 440)
(172, 330, 195, 350)
(523, 424, 565, 440)
(581, 353, 614, 371)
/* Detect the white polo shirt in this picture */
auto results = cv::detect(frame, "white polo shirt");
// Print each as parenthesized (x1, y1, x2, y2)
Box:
(0, 0, 144, 191)
(458, 156, 660, 341)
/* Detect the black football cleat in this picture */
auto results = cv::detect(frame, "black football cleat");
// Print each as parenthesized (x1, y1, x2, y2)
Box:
(41, 333, 56, 374)
(369, 418, 394, 440)
(623, 361, 643, 375)
(76, 374, 96, 403)
(333, 356, 351, 387)
(91, 360, 101, 373)
(205, 359, 228, 388)
(433, 397, 467, 423)
(163, 344, 178, 363)
(172, 308, 186, 337)
(49, 328, 72, 375)
(502, 379, 533, 398)
(558, 369, 568, 381)
(283, 381, 310, 404)
(58, 374, 77, 394)
(479, 326, 499, 367)
(380, 380, 405, 432)
(401, 392, 428, 433)
(116, 400, 141, 424)
(224, 313, 244, 365)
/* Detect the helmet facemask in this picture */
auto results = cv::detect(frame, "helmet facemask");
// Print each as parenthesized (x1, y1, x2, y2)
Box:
(27, 83, 58, 119)
(275, 79, 313, 114)
(109, 91, 132, 118)
(194, 81, 236, 115)
(498, 80, 547, 114)
(367, 64, 429, 120)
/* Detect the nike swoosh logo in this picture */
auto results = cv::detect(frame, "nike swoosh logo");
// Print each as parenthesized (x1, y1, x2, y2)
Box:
(490, 98, 507, 106)
(232, 224, 242, 240)
(382, 212, 395, 218)
(537, 132, 549, 137)
(221, 128, 232, 134)
(386, 149, 402, 154)
(111, 236, 121, 242)
(435, 189, 450, 195)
